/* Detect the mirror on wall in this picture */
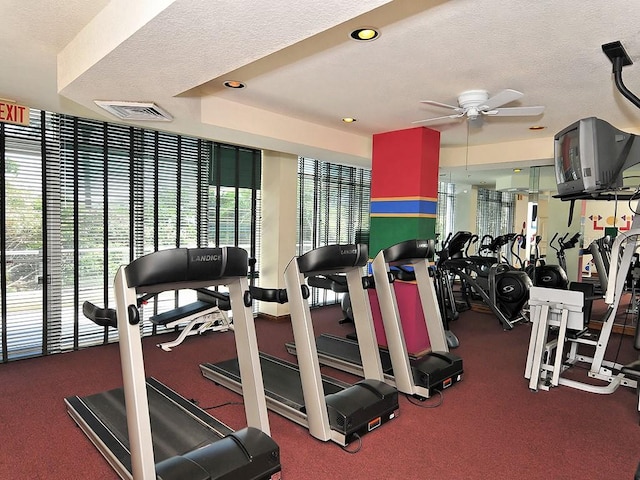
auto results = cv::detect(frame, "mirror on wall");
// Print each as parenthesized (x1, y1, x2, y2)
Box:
(526, 166, 541, 264)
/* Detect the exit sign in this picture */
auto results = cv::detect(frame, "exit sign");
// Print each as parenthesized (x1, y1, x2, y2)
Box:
(0, 101, 29, 126)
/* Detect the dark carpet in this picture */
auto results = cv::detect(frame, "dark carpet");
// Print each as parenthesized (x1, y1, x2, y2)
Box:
(0, 300, 639, 479)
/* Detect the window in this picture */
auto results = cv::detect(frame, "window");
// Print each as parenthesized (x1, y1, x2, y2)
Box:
(476, 188, 515, 240)
(297, 157, 371, 306)
(0, 111, 260, 361)
(436, 182, 456, 241)
(2, 112, 44, 359)
(209, 143, 262, 284)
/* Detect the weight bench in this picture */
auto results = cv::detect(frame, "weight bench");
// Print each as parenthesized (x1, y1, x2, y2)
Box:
(153, 289, 232, 351)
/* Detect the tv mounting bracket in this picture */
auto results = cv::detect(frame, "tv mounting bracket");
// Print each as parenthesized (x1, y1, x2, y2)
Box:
(602, 41, 640, 186)
(602, 41, 640, 110)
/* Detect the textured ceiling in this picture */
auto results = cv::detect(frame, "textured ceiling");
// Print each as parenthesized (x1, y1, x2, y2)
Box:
(2, 0, 640, 186)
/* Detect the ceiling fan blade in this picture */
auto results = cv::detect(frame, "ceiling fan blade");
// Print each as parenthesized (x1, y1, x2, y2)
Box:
(419, 100, 462, 111)
(481, 89, 524, 110)
(485, 106, 545, 117)
(411, 113, 465, 125)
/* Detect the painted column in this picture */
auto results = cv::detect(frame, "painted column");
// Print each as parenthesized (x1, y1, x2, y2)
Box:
(369, 127, 440, 256)
(368, 127, 441, 355)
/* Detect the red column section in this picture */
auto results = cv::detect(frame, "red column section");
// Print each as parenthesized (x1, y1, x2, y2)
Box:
(371, 127, 440, 199)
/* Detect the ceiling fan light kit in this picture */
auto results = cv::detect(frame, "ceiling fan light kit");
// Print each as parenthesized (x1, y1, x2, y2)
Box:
(413, 88, 545, 126)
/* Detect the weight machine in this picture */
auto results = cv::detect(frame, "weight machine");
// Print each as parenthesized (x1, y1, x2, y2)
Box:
(525, 223, 639, 394)
(525, 41, 640, 404)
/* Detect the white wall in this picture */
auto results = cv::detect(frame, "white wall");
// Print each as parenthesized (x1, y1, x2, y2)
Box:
(579, 198, 639, 279)
(453, 184, 477, 234)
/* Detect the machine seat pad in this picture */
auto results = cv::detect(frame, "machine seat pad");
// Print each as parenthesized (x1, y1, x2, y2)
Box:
(150, 301, 214, 326)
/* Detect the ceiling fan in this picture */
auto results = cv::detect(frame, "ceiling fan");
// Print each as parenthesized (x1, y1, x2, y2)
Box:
(412, 89, 544, 126)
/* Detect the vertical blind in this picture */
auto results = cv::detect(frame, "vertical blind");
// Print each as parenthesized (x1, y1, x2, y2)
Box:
(0, 110, 261, 361)
(476, 188, 516, 240)
(297, 157, 371, 306)
(436, 182, 456, 241)
(1, 112, 45, 359)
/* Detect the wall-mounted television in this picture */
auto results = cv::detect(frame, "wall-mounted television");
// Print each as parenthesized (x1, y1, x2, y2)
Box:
(554, 117, 640, 199)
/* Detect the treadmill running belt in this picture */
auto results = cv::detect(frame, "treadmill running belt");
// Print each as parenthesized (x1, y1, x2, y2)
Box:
(80, 381, 230, 463)
(314, 334, 394, 373)
(208, 354, 348, 411)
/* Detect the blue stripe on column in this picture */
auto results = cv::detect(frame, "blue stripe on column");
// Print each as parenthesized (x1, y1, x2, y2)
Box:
(370, 199, 437, 216)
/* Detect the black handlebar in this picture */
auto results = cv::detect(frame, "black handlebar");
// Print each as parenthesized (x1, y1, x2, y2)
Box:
(249, 286, 290, 304)
(550, 232, 580, 252)
(561, 232, 581, 249)
(82, 301, 117, 328)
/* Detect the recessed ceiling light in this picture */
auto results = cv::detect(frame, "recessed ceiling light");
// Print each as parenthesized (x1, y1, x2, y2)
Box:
(513, 168, 522, 173)
(342, 117, 357, 123)
(224, 80, 246, 89)
(350, 27, 380, 41)
(529, 125, 546, 130)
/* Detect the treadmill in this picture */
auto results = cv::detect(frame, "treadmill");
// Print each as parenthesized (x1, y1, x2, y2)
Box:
(65, 247, 281, 480)
(287, 239, 463, 399)
(201, 244, 399, 447)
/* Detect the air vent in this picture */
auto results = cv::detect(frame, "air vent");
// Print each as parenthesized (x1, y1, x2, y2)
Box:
(94, 100, 173, 121)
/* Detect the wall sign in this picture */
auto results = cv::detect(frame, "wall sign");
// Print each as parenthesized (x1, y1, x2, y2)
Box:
(0, 101, 29, 126)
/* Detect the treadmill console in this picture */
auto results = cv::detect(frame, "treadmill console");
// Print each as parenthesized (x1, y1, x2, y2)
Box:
(125, 247, 249, 289)
(298, 244, 368, 276)
(384, 239, 436, 264)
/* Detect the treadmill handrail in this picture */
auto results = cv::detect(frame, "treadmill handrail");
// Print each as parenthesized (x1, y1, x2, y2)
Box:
(82, 301, 117, 328)
(306, 274, 349, 293)
(249, 285, 290, 303)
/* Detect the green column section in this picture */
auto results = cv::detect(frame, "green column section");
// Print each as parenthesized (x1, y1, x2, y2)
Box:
(370, 217, 436, 256)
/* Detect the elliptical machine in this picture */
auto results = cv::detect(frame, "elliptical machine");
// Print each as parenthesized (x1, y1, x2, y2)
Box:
(432, 232, 470, 338)
(524, 234, 564, 288)
(439, 231, 532, 330)
(555, 232, 581, 273)
(525, 232, 579, 289)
